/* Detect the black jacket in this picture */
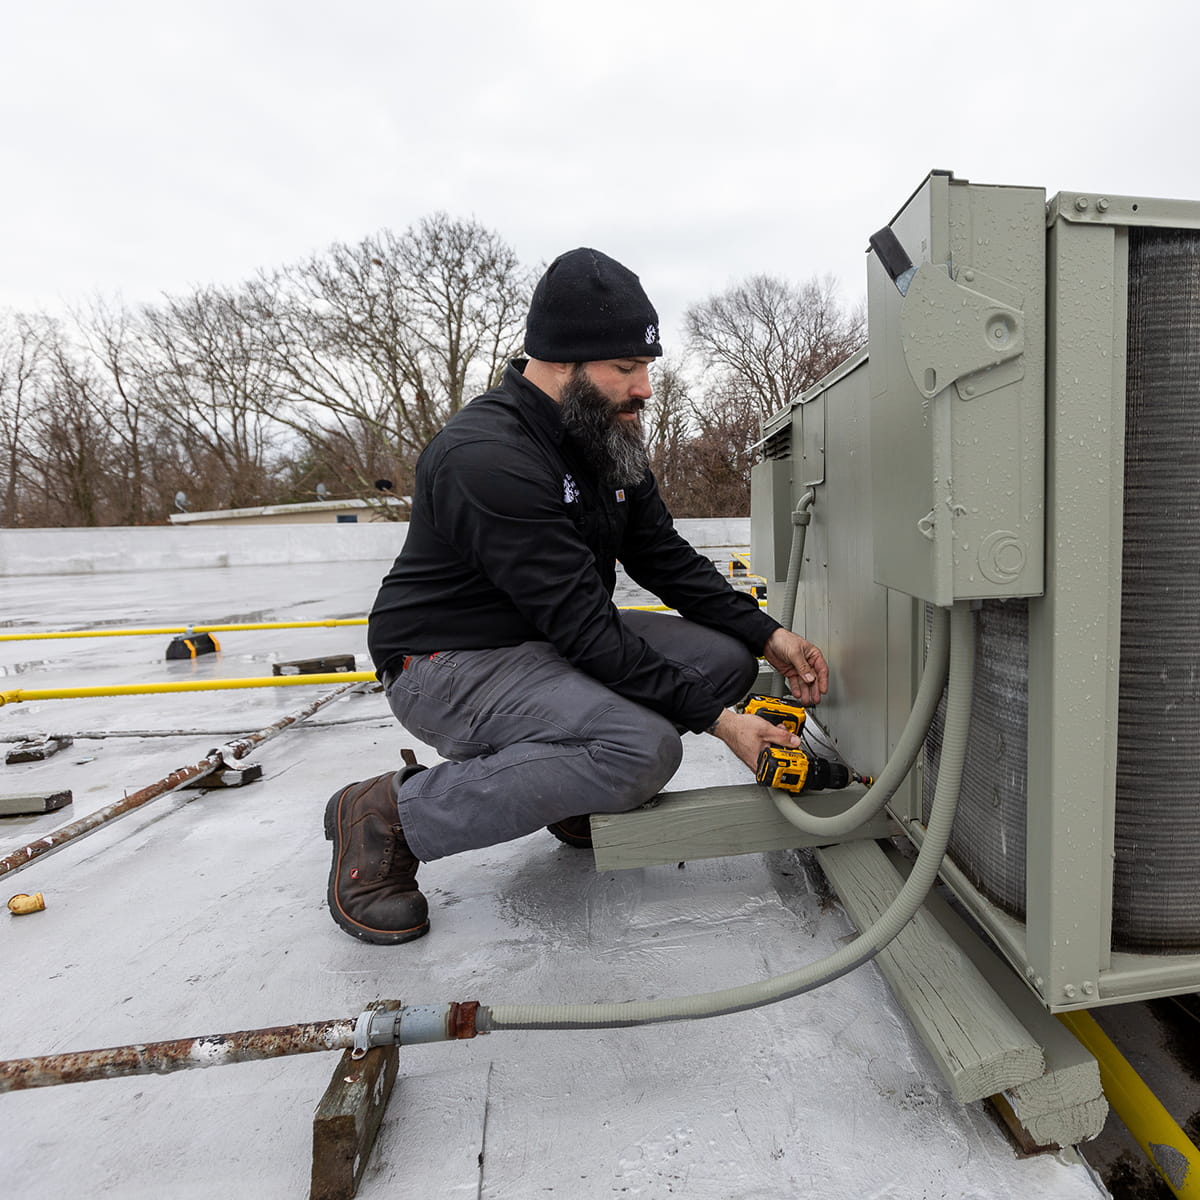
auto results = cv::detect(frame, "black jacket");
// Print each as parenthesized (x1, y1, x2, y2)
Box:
(368, 362, 778, 733)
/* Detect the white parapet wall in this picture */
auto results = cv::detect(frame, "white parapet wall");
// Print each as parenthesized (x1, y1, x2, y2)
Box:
(0, 519, 752, 577)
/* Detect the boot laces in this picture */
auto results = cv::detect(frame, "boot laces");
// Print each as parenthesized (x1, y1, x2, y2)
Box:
(375, 823, 406, 882)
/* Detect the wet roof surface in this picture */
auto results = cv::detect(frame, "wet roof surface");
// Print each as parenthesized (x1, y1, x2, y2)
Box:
(0, 547, 1104, 1199)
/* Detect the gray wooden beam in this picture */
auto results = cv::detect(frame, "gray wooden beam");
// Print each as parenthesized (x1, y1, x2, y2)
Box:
(0, 790, 72, 816)
(816, 839, 1045, 1104)
(590, 784, 896, 871)
(880, 844, 1107, 1147)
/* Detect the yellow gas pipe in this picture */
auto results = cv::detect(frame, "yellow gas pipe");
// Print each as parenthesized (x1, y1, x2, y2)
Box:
(0, 673, 377, 706)
(1059, 1009, 1200, 1199)
(0, 606, 678, 642)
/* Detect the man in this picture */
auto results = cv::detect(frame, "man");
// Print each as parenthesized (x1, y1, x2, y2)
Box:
(325, 248, 829, 945)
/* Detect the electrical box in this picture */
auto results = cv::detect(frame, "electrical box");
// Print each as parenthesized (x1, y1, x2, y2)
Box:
(867, 172, 1046, 606)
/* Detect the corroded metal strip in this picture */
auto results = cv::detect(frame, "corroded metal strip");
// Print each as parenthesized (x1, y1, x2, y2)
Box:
(0, 682, 363, 879)
(0, 1019, 359, 1093)
(448, 1001, 481, 1040)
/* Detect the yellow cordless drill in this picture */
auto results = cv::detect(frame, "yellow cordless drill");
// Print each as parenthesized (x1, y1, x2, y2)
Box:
(743, 694, 872, 793)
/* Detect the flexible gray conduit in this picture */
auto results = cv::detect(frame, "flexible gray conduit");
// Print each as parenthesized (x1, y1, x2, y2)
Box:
(771, 607, 950, 837)
(770, 488, 815, 697)
(480, 602, 976, 1033)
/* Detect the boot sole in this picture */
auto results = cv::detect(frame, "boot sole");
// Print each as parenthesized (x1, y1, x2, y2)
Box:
(324, 785, 430, 945)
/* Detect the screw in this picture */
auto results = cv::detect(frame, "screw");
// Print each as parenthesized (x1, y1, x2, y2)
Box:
(1075, 196, 1090, 212)
(964, 385, 976, 397)
(1064, 984, 1077, 999)
(1035, 975, 1044, 990)
(1097, 199, 1110, 212)
(1082, 981, 1095, 995)
(963, 270, 975, 282)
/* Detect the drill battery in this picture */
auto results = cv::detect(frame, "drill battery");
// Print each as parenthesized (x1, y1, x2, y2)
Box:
(742, 694, 808, 735)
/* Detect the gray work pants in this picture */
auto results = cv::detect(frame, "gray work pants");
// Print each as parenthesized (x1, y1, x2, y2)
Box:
(383, 610, 758, 861)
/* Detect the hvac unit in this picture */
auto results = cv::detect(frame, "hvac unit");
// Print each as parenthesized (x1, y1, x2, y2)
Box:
(751, 170, 1200, 1013)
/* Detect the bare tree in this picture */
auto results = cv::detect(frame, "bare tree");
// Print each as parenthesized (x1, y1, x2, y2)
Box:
(0, 313, 45, 525)
(644, 357, 695, 510)
(684, 274, 865, 419)
(674, 377, 760, 517)
(137, 286, 283, 510)
(73, 299, 161, 524)
(252, 214, 533, 514)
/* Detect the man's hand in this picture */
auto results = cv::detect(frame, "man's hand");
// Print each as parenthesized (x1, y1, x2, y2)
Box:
(707, 709, 802, 772)
(762, 628, 829, 707)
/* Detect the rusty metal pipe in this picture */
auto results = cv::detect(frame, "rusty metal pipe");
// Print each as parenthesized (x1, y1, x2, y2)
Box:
(0, 1000, 491, 1093)
(0, 681, 364, 880)
(0, 1019, 361, 1092)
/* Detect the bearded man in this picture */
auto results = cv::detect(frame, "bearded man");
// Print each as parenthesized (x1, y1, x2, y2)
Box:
(325, 248, 829, 945)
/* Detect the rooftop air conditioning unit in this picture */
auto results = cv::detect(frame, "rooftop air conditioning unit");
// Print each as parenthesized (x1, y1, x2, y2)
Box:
(751, 170, 1200, 1012)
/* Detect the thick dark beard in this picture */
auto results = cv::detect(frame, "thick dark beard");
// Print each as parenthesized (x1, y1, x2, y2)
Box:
(560, 369, 650, 490)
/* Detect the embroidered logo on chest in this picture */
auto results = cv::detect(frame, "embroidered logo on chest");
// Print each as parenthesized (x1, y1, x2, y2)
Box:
(563, 474, 580, 504)
(615, 489, 626, 503)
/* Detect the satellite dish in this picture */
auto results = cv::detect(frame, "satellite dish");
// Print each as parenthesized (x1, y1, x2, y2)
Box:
(316, 482, 329, 500)
(175, 491, 189, 512)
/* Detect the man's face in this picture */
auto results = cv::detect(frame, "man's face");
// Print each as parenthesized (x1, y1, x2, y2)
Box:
(560, 359, 655, 489)
(578, 359, 655, 422)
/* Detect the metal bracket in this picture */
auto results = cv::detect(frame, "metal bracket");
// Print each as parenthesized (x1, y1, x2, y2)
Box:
(899, 265, 1026, 400)
(351, 1004, 400, 1059)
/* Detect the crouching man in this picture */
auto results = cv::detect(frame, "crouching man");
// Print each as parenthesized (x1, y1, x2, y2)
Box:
(325, 247, 828, 944)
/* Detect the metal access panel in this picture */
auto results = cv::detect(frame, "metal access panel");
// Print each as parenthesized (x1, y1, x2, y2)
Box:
(749, 351, 900, 796)
(867, 172, 1046, 606)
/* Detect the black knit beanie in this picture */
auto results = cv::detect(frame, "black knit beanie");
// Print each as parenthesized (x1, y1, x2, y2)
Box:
(524, 248, 663, 362)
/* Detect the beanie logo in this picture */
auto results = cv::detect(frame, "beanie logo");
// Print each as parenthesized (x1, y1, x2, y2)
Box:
(644, 324, 657, 345)
(563, 474, 579, 504)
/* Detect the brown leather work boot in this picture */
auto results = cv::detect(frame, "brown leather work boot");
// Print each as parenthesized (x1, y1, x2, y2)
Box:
(324, 766, 429, 944)
(546, 814, 594, 849)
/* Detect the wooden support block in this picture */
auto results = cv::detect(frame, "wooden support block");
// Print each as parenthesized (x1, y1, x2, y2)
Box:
(182, 763, 263, 790)
(816, 839, 1045, 1104)
(591, 783, 896, 871)
(878, 844, 1108, 1147)
(0, 790, 73, 816)
(989, 1092, 1057, 1155)
(6, 736, 73, 764)
(275, 655, 357, 676)
(311, 1001, 400, 1200)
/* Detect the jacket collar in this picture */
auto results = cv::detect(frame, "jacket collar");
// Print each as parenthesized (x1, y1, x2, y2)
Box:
(503, 359, 565, 444)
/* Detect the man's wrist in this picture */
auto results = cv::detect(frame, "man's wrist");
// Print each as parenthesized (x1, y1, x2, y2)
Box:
(704, 709, 727, 736)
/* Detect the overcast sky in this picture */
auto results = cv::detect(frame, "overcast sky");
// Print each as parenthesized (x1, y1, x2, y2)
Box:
(4, 0, 1195, 347)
